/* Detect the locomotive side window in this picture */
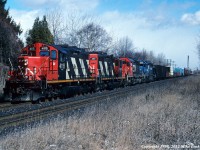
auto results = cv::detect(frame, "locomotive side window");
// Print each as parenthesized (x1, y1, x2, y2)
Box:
(115, 60, 119, 66)
(120, 61, 123, 67)
(59, 53, 65, 62)
(29, 47, 35, 51)
(51, 50, 57, 60)
(28, 47, 36, 56)
(140, 62, 144, 66)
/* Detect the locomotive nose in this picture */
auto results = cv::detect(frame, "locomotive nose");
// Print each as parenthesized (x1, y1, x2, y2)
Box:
(18, 57, 28, 75)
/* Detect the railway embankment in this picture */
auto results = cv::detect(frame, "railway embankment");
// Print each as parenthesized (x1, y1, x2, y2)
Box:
(0, 76, 200, 149)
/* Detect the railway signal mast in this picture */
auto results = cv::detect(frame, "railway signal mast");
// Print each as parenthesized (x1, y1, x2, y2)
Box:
(187, 55, 189, 69)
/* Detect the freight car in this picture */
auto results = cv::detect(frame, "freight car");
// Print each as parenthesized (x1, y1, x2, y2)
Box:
(184, 68, 191, 76)
(154, 65, 170, 80)
(174, 67, 184, 77)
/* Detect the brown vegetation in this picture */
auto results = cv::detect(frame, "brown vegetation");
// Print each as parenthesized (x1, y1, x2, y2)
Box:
(0, 76, 200, 150)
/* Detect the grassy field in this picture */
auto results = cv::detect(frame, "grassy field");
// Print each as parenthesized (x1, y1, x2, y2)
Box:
(0, 76, 200, 150)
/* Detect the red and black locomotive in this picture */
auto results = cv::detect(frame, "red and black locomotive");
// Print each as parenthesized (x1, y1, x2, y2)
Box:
(3, 42, 135, 102)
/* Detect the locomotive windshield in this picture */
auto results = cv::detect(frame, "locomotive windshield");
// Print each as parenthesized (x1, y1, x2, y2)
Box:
(40, 51, 50, 56)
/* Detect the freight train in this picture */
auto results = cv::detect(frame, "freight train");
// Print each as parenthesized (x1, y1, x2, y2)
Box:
(3, 42, 190, 103)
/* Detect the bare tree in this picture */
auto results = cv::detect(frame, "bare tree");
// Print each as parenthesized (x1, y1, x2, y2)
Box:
(46, 9, 100, 46)
(155, 53, 166, 65)
(46, 8, 66, 44)
(112, 36, 135, 58)
(65, 13, 98, 46)
(134, 49, 148, 60)
(76, 23, 112, 52)
(133, 49, 166, 65)
(146, 50, 155, 63)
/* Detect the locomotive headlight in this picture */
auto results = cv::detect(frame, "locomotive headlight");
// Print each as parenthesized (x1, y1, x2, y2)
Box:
(24, 59, 28, 66)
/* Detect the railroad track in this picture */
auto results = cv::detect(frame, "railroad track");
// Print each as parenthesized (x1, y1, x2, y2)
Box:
(0, 102, 30, 110)
(0, 88, 130, 131)
(0, 77, 183, 134)
(0, 102, 12, 109)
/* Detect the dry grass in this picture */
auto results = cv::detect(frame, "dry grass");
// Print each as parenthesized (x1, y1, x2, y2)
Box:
(0, 76, 200, 150)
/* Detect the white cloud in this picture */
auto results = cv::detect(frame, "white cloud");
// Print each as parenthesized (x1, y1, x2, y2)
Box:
(18, 0, 59, 8)
(60, 0, 99, 12)
(10, 9, 43, 42)
(181, 10, 200, 25)
(9, 0, 99, 42)
(100, 11, 198, 69)
(8, 2, 199, 69)
(18, 0, 99, 12)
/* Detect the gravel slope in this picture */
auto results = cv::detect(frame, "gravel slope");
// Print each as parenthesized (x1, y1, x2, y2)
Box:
(0, 76, 200, 150)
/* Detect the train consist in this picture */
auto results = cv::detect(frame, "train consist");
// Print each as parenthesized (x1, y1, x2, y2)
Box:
(3, 42, 190, 103)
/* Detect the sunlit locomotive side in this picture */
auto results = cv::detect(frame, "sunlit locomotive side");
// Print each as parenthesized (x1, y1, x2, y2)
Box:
(4, 43, 59, 102)
(17, 43, 58, 81)
(3, 43, 121, 102)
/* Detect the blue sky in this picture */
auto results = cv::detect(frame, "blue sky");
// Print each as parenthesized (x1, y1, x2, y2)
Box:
(5, 0, 200, 69)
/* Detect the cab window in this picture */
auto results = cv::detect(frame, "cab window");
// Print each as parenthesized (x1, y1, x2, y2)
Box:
(51, 50, 57, 60)
(90, 58, 97, 60)
(59, 53, 65, 62)
(115, 60, 119, 66)
(40, 51, 50, 56)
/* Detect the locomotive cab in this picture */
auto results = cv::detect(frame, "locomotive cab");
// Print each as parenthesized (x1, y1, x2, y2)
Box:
(12, 43, 59, 81)
(4, 43, 59, 102)
(119, 57, 133, 78)
(114, 59, 122, 77)
(88, 52, 115, 78)
(89, 54, 99, 77)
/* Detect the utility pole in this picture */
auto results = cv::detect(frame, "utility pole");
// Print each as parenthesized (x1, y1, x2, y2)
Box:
(187, 55, 189, 69)
(0, 31, 2, 64)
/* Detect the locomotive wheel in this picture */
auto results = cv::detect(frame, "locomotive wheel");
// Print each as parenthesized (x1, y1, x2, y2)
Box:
(11, 101, 19, 104)
(48, 97, 53, 101)
(32, 99, 40, 104)
(40, 98, 45, 102)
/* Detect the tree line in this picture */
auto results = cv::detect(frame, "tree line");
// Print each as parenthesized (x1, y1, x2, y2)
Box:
(0, 2, 168, 66)
(0, 0, 23, 65)
(25, 8, 167, 65)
